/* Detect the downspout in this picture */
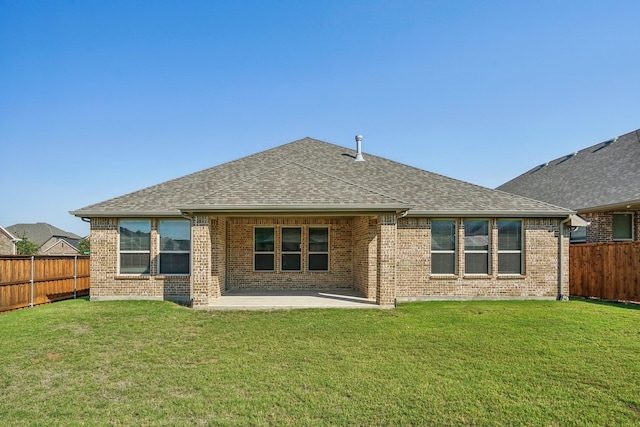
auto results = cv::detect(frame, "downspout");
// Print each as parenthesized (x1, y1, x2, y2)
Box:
(558, 217, 571, 301)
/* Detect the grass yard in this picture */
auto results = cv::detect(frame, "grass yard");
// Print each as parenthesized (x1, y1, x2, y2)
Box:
(1, 299, 639, 426)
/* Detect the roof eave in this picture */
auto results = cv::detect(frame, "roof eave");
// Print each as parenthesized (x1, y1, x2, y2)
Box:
(179, 203, 412, 216)
(405, 209, 575, 218)
(575, 199, 640, 213)
(69, 210, 182, 218)
(70, 204, 413, 218)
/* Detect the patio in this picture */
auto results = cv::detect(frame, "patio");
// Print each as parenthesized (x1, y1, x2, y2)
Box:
(197, 289, 380, 310)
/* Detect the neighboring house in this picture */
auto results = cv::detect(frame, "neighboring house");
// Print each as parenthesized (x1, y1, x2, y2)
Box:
(71, 137, 579, 307)
(6, 223, 82, 255)
(498, 128, 640, 244)
(0, 225, 19, 254)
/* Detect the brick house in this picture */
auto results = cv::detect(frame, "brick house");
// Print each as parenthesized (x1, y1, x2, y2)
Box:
(71, 137, 578, 307)
(0, 225, 19, 254)
(498, 128, 640, 244)
(6, 222, 82, 255)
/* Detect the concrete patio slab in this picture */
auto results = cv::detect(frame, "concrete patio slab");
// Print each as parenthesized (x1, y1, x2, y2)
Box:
(197, 289, 379, 310)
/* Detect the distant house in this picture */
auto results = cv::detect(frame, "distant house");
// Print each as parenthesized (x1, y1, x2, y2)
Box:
(71, 137, 578, 306)
(498, 128, 640, 243)
(0, 225, 19, 255)
(6, 223, 82, 255)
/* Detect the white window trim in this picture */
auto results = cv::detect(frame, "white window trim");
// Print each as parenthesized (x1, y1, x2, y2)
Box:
(497, 219, 524, 276)
(431, 219, 457, 276)
(158, 219, 191, 276)
(308, 226, 330, 272)
(464, 219, 491, 275)
(612, 212, 634, 241)
(118, 219, 151, 276)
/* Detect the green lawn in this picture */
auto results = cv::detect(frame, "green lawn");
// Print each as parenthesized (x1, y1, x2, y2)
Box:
(1, 299, 639, 426)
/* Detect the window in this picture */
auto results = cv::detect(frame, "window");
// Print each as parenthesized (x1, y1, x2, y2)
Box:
(254, 227, 275, 271)
(498, 220, 522, 274)
(431, 220, 456, 274)
(281, 227, 302, 271)
(159, 220, 191, 275)
(119, 220, 151, 274)
(613, 213, 633, 241)
(309, 227, 329, 271)
(570, 226, 587, 243)
(464, 220, 489, 274)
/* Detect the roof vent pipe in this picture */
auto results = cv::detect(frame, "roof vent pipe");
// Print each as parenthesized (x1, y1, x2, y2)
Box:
(355, 134, 365, 162)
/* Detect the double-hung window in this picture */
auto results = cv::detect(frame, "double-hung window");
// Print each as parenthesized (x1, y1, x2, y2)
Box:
(281, 227, 302, 271)
(431, 220, 456, 274)
(159, 220, 191, 275)
(464, 220, 490, 274)
(254, 227, 275, 271)
(613, 213, 633, 241)
(119, 220, 151, 274)
(497, 220, 522, 274)
(309, 227, 329, 271)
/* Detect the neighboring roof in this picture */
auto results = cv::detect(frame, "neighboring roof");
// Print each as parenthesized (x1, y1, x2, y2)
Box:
(6, 223, 83, 247)
(42, 239, 80, 254)
(498, 128, 640, 212)
(0, 225, 19, 242)
(71, 137, 573, 218)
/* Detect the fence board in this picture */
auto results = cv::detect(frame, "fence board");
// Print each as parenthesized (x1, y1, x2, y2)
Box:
(0, 255, 90, 312)
(570, 241, 640, 302)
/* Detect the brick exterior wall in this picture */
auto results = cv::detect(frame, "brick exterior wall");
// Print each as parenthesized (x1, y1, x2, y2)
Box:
(89, 218, 190, 302)
(376, 214, 397, 306)
(226, 217, 353, 291)
(41, 238, 79, 255)
(352, 216, 377, 299)
(89, 214, 569, 305)
(582, 210, 639, 243)
(0, 232, 16, 255)
(395, 217, 568, 299)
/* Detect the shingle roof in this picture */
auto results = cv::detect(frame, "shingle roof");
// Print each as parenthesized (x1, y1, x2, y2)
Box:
(0, 225, 19, 242)
(71, 137, 572, 217)
(7, 223, 82, 247)
(497, 129, 640, 211)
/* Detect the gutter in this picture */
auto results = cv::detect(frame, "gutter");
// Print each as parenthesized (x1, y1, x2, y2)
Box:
(177, 203, 411, 213)
(557, 214, 590, 301)
(405, 209, 575, 218)
(575, 199, 640, 213)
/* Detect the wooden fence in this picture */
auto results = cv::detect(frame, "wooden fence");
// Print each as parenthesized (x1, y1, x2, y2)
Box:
(0, 255, 90, 312)
(570, 241, 640, 302)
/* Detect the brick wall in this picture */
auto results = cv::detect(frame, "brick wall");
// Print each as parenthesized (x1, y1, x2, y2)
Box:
(226, 217, 353, 290)
(90, 214, 568, 304)
(395, 217, 567, 299)
(352, 216, 377, 299)
(41, 239, 79, 255)
(583, 210, 639, 243)
(0, 233, 16, 255)
(376, 214, 397, 306)
(89, 218, 190, 302)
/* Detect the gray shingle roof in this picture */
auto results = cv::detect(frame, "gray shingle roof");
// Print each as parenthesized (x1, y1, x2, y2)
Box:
(7, 222, 82, 247)
(71, 137, 572, 217)
(497, 129, 640, 211)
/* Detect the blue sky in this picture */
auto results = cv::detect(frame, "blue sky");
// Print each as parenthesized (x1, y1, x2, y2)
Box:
(1, 0, 639, 237)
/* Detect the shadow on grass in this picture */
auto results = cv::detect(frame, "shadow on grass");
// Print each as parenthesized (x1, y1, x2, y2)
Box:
(571, 296, 640, 311)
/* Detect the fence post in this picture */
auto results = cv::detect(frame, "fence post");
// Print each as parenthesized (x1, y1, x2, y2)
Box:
(30, 255, 35, 308)
(73, 255, 77, 299)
